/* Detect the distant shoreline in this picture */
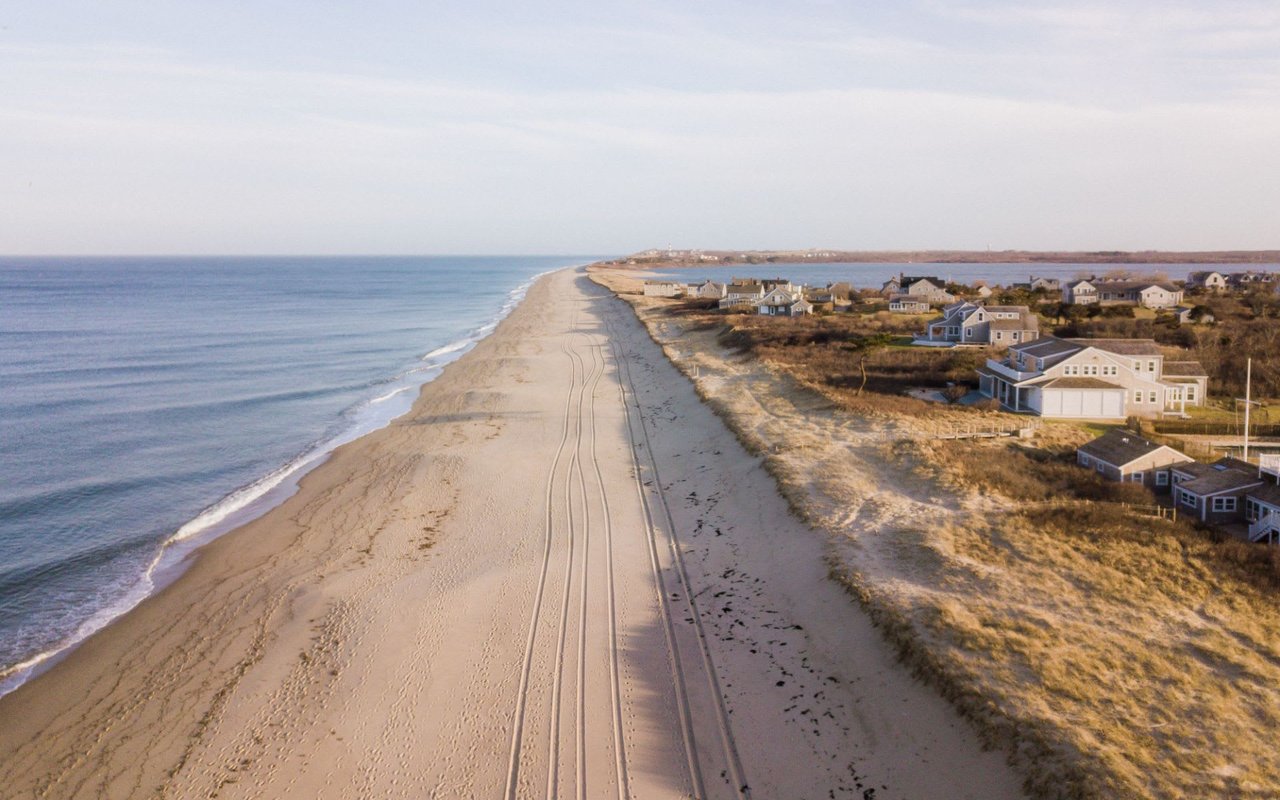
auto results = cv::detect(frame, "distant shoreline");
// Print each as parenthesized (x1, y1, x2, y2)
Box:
(599, 249, 1280, 268)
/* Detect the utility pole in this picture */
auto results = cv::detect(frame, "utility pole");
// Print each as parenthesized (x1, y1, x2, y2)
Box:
(1244, 357, 1253, 463)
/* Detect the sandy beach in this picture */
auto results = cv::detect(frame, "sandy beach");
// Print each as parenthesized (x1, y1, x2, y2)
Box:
(0, 268, 1025, 799)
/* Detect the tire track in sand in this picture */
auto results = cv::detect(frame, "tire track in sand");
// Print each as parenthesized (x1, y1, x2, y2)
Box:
(605, 306, 751, 799)
(602, 313, 705, 799)
(503, 331, 577, 800)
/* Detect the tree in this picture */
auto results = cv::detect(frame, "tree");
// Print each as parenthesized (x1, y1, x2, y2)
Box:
(849, 333, 896, 396)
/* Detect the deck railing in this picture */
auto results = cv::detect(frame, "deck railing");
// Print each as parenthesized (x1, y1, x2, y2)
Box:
(1260, 454, 1280, 478)
(1250, 510, 1279, 543)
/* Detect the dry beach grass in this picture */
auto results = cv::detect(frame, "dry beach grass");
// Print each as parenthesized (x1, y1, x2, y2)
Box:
(594, 268, 1280, 799)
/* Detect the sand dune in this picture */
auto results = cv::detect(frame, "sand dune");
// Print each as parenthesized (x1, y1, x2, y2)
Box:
(0, 268, 1024, 798)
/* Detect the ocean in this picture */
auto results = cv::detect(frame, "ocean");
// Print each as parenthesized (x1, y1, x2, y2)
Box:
(0, 255, 587, 695)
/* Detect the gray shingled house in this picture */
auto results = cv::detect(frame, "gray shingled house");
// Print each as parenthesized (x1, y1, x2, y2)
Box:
(1076, 430, 1194, 491)
(1171, 459, 1266, 524)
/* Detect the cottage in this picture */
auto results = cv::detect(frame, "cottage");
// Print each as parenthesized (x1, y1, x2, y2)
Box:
(718, 281, 765, 309)
(1015, 275, 1061, 293)
(1247, 484, 1280, 543)
(757, 287, 814, 317)
(1062, 280, 1098, 305)
(977, 336, 1209, 419)
(888, 295, 932, 313)
(693, 279, 727, 299)
(882, 274, 955, 304)
(1227, 271, 1273, 287)
(1092, 280, 1184, 309)
(1171, 459, 1264, 524)
(1186, 271, 1227, 291)
(919, 301, 1039, 347)
(643, 280, 686, 298)
(806, 282, 852, 307)
(1076, 430, 1193, 490)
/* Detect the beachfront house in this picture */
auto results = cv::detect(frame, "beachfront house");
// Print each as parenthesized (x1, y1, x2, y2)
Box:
(888, 296, 933, 313)
(1187, 271, 1228, 291)
(1093, 280, 1184, 309)
(1015, 276, 1061, 293)
(643, 280, 686, 298)
(719, 281, 766, 310)
(694, 280, 727, 299)
(1247, 482, 1280, 543)
(1076, 430, 1193, 490)
(977, 336, 1209, 419)
(918, 301, 1039, 348)
(1171, 459, 1265, 524)
(757, 287, 814, 317)
(881, 275, 955, 304)
(1062, 280, 1098, 305)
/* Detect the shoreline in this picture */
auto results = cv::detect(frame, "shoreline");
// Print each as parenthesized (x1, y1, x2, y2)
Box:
(0, 267, 1025, 798)
(0, 264, 568, 698)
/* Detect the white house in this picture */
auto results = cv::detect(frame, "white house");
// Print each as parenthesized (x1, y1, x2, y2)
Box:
(1187, 271, 1228, 291)
(757, 287, 814, 316)
(1093, 281, 1184, 309)
(978, 336, 1209, 419)
(643, 280, 686, 298)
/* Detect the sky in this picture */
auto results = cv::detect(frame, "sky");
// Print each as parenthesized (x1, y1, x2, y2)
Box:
(1, 1, 1278, 254)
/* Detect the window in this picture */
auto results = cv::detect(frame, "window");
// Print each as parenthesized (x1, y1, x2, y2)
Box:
(1080, 454, 1091, 467)
(1065, 365, 1078, 376)
(1129, 473, 1144, 483)
(1096, 461, 1105, 473)
(1084, 365, 1098, 376)
(1134, 390, 1144, 403)
(1185, 386, 1197, 401)
(965, 327, 973, 338)
(1147, 360, 1157, 372)
(1156, 471, 1169, 486)
(995, 331, 1003, 340)
(1180, 490, 1198, 508)
(1212, 497, 1237, 513)
(1149, 391, 1157, 403)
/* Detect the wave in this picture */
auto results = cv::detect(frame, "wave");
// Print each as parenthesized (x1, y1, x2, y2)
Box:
(0, 262, 569, 698)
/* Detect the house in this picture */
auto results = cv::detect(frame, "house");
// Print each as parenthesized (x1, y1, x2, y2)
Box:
(718, 281, 765, 309)
(1016, 275, 1061, 293)
(971, 280, 994, 299)
(1246, 483, 1280, 543)
(1062, 280, 1098, 305)
(643, 280, 686, 298)
(888, 295, 933, 313)
(1092, 281, 1184, 309)
(1227, 271, 1273, 287)
(977, 336, 1209, 419)
(1186, 271, 1227, 291)
(757, 287, 814, 316)
(806, 282, 852, 307)
(919, 301, 1039, 347)
(881, 274, 955, 304)
(1171, 459, 1265, 524)
(1077, 430, 1194, 490)
(693, 280, 727, 299)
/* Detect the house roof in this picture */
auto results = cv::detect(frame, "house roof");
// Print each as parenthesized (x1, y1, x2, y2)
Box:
(1174, 459, 1264, 496)
(901, 276, 945, 288)
(1248, 483, 1280, 508)
(1078, 429, 1190, 468)
(1009, 336, 1080, 357)
(889, 294, 930, 304)
(990, 317, 1038, 331)
(1029, 377, 1123, 390)
(1064, 338, 1163, 356)
(1162, 361, 1208, 377)
(1094, 280, 1180, 293)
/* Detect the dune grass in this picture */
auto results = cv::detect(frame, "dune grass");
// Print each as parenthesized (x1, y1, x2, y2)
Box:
(593, 269, 1280, 800)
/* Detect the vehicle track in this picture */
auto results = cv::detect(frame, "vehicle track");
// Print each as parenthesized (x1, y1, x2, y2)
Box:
(603, 307, 751, 799)
(602, 313, 706, 798)
(504, 332, 578, 800)
(582, 332, 629, 800)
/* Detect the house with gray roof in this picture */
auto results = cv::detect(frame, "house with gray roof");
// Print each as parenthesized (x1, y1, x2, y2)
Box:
(1187, 271, 1228, 291)
(1076, 429, 1193, 491)
(1171, 459, 1265, 524)
(977, 336, 1209, 419)
(1247, 483, 1280, 543)
(918, 301, 1039, 348)
(1093, 280, 1184, 309)
(881, 274, 954, 304)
